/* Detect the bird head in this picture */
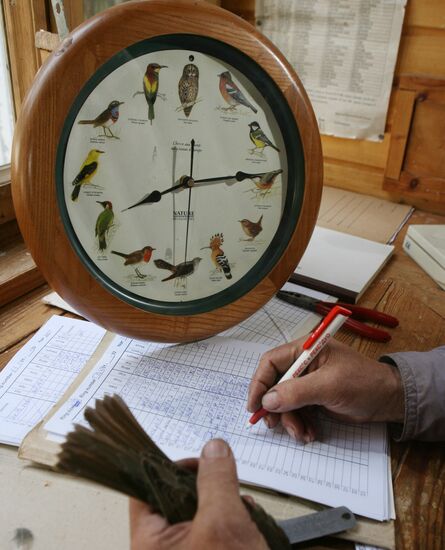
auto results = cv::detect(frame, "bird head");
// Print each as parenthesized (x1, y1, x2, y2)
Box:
(192, 257, 202, 266)
(239, 219, 249, 226)
(108, 100, 124, 109)
(147, 63, 168, 73)
(218, 71, 231, 80)
(97, 200, 113, 210)
(249, 121, 260, 131)
(143, 246, 155, 252)
(88, 149, 105, 161)
(182, 63, 199, 78)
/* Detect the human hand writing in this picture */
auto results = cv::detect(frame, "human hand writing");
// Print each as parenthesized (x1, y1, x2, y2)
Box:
(130, 439, 268, 550)
(247, 339, 405, 443)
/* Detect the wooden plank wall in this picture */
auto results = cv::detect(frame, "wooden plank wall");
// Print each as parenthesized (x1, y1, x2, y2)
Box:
(221, 0, 445, 212)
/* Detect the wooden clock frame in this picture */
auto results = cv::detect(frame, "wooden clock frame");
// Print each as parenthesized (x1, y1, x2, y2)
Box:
(12, 0, 323, 342)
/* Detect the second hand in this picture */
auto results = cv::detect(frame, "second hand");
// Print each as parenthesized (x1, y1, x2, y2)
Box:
(184, 139, 195, 264)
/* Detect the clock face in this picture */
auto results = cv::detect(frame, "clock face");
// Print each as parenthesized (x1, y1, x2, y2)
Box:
(57, 35, 304, 315)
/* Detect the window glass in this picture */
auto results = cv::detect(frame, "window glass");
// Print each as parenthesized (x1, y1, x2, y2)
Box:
(0, 8, 14, 168)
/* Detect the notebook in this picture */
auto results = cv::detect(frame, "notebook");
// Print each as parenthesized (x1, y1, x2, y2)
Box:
(292, 227, 394, 303)
(403, 225, 445, 290)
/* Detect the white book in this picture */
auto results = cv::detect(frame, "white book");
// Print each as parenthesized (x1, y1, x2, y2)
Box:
(403, 225, 445, 290)
(292, 227, 394, 303)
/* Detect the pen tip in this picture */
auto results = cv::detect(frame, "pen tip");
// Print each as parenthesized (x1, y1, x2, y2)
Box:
(245, 421, 253, 430)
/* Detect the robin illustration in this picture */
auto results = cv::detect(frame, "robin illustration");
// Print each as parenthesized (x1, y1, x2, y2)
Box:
(78, 100, 124, 138)
(218, 71, 257, 113)
(250, 169, 283, 195)
(239, 215, 263, 241)
(178, 63, 199, 117)
(111, 246, 155, 279)
(95, 201, 114, 251)
(71, 149, 104, 201)
(154, 257, 201, 282)
(143, 63, 167, 124)
(248, 121, 280, 155)
(200, 234, 232, 279)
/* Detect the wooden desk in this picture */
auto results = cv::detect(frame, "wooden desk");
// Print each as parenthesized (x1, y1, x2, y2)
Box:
(0, 209, 444, 549)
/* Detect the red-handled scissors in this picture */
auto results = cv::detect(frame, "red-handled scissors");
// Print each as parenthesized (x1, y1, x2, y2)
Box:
(276, 290, 399, 342)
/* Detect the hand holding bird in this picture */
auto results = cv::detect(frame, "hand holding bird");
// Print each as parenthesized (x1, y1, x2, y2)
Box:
(56, 395, 291, 550)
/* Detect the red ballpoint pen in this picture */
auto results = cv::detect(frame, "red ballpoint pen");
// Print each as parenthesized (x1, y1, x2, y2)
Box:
(247, 305, 352, 428)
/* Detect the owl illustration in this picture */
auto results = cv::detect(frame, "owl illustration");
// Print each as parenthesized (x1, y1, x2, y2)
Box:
(178, 63, 199, 117)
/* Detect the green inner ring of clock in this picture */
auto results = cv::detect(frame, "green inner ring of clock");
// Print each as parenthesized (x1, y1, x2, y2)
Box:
(56, 34, 305, 316)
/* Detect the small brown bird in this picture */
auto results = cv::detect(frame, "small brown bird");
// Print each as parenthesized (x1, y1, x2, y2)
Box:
(56, 394, 291, 550)
(178, 63, 199, 117)
(239, 215, 263, 241)
(111, 246, 155, 279)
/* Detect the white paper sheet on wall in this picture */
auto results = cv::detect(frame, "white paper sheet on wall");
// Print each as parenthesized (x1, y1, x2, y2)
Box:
(255, 0, 406, 141)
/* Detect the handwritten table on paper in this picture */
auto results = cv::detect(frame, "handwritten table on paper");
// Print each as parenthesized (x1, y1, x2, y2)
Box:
(44, 334, 392, 521)
(0, 317, 106, 445)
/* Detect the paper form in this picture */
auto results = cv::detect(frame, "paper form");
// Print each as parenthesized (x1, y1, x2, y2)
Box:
(45, 334, 392, 521)
(255, 0, 406, 141)
(318, 187, 413, 244)
(0, 316, 106, 446)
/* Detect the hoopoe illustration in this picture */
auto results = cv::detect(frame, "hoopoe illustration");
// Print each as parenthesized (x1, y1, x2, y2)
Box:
(201, 234, 232, 279)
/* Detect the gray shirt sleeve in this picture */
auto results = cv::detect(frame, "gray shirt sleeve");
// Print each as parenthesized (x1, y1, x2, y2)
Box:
(380, 346, 445, 441)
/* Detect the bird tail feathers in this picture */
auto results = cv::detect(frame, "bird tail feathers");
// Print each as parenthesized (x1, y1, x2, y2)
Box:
(148, 102, 154, 123)
(154, 259, 174, 271)
(71, 185, 80, 201)
(78, 120, 95, 125)
(111, 250, 127, 259)
(98, 234, 107, 250)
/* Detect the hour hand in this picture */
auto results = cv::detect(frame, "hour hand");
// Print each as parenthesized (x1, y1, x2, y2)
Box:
(122, 175, 193, 211)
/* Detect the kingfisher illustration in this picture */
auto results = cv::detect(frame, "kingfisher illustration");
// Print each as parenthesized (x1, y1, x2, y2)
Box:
(111, 246, 155, 279)
(249, 169, 283, 196)
(218, 71, 257, 113)
(143, 63, 167, 124)
(78, 100, 124, 138)
(248, 121, 280, 155)
(71, 149, 104, 201)
(201, 234, 232, 279)
(154, 257, 201, 282)
(178, 63, 199, 117)
(95, 201, 114, 251)
(239, 215, 263, 241)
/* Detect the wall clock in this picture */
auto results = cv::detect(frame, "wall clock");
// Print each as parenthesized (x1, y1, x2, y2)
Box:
(12, 0, 322, 342)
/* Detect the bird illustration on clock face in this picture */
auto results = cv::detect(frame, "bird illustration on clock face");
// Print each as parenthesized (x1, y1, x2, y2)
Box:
(218, 71, 257, 113)
(71, 149, 104, 201)
(154, 258, 202, 284)
(248, 121, 280, 155)
(78, 100, 124, 139)
(95, 201, 114, 251)
(248, 169, 283, 197)
(201, 234, 232, 280)
(111, 245, 156, 279)
(178, 63, 199, 117)
(239, 216, 263, 241)
(133, 63, 167, 124)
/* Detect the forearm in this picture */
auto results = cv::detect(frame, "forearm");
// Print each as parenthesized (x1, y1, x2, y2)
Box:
(380, 346, 445, 441)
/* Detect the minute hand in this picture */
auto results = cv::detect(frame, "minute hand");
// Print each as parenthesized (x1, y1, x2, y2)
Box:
(193, 171, 269, 185)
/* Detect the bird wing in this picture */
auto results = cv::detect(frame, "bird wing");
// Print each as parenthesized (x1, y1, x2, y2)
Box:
(72, 161, 98, 186)
(226, 81, 255, 110)
(154, 259, 174, 271)
(93, 108, 112, 127)
(144, 74, 158, 101)
(56, 395, 291, 550)
(95, 209, 114, 237)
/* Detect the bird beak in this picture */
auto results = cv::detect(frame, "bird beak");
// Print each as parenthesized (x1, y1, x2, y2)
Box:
(98, 150, 105, 154)
(200, 246, 210, 250)
(118, 101, 124, 105)
(160, 65, 168, 68)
